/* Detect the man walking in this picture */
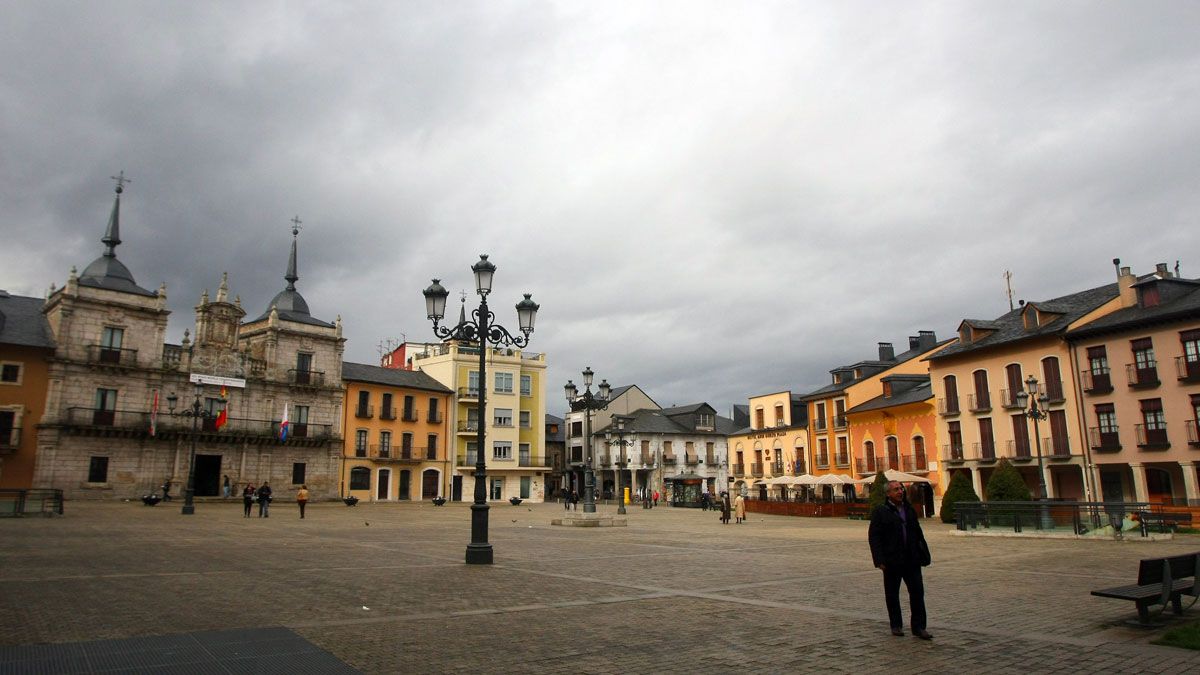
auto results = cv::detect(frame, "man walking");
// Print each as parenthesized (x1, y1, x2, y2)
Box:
(257, 481, 273, 518)
(868, 481, 932, 640)
(296, 484, 309, 519)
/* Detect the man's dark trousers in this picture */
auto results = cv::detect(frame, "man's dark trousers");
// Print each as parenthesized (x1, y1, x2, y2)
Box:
(883, 562, 926, 632)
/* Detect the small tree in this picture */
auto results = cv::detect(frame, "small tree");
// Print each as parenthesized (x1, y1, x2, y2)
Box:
(985, 458, 1032, 502)
(868, 471, 889, 510)
(940, 470, 980, 524)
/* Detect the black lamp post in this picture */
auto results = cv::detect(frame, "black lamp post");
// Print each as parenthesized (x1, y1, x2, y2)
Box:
(1015, 375, 1053, 528)
(423, 254, 539, 565)
(605, 415, 633, 515)
(565, 367, 611, 514)
(166, 384, 222, 515)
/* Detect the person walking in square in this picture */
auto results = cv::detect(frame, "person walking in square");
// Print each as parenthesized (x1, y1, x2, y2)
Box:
(296, 484, 309, 519)
(720, 492, 731, 524)
(222, 475, 231, 498)
(257, 481, 273, 518)
(868, 481, 933, 640)
(242, 483, 255, 517)
(161, 479, 172, 502)
(733, 493, 746, 524)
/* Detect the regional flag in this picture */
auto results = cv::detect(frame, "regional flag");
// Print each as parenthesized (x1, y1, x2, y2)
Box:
(214, 386, 229, 430)
(279, 403, 290, 441)
(149, 390, 159, 437)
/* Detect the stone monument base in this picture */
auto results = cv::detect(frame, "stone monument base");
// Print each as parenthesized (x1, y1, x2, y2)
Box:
(551, 512, 628, 527)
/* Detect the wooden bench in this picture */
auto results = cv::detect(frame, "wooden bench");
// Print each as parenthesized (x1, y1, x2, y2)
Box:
(847, 504, 870, 520)
(1139, 511, 1194, 535)
(1091, 553, 1200, 624)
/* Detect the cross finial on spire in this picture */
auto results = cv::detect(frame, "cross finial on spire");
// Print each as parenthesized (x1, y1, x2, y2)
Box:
(110, 170, 131, 194)
(285, 216, 301, 290)
(290, 215, 303, 236)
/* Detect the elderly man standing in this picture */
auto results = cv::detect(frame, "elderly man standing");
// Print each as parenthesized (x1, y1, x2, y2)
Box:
(868, 481, 932, 640)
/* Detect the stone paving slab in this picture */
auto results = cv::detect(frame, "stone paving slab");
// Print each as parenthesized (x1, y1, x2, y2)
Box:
(3, 501, 1200, 673)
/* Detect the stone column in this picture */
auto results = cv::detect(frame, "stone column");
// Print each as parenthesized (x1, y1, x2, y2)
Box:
(1129, 462, 1149, 503)
(1180, 461, 1199, 505)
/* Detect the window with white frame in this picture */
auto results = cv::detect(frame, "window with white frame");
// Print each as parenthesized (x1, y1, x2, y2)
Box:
(355, 430, 368, 456)
(467, 371, 480, 395)
(493, 441, 512, 460)
(520, 374, 532, 396)
(494, 408, 513, 427)
(0, 362, 21, 384)
(495, 372, 513, 393)
(520, 410, 531, 428)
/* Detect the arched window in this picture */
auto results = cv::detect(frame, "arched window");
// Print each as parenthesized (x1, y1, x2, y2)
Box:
(886, 437, 900, 470)
(912, 436, 926, 469)
(349, 466, 370, 490)
(864, 440, 875, 472)
(942, 375, 959, 414)
(1041, 356, 1064, 401)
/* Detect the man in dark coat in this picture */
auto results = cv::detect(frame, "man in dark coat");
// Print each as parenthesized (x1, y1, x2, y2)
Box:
(868, 481, 932, 640)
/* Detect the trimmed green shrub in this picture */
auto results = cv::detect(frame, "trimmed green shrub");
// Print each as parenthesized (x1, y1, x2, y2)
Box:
(985, 457, 1032, 501)
(867, 471, 889, 511)
(940, 470, 980, 524)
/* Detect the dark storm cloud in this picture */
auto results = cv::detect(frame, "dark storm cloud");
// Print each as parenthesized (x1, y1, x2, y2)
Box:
(2, 1, 1198, 416)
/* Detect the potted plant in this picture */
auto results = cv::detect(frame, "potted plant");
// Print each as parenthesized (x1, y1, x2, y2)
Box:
(509, 496, 523, 506)
(343, 496, 359, 506)
(432, 497, 447, 506)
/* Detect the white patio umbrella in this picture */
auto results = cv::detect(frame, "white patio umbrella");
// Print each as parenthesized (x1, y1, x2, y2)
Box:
(882, 469, 932, 484)
(789, 474, 820, 485)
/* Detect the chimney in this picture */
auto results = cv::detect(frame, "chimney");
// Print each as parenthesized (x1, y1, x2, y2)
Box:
(1156, 262, 1170, 278)
(908, 335, 920, 350)
(918, 330, 937, 351)
(878, 342, 895, 361)
(1118, 265, 1137, 307)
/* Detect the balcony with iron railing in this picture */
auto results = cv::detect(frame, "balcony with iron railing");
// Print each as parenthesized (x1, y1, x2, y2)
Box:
(968, 391, 991, 413)
(427, 411, 444, 424)
(1187, 420, 1199, 447)
(460, 452, 478, 466)
(750, 462, 763, 477)
(731, 463, 745, 476)
(832, 415, 848, 430)
(1006, 439, 1033, 461)
(402, 409, 419, 422)
(938, 396, 960, 416)
(1126, 362, 1160, 389)
(685, 453, 699, 466)
(772, 460, 784, 474)
(1176, 356, 1200, 383)
(1042, 379, 1065, 404)
(162, 344, 183, 370)
(0, 427, 19, 453)
(63, 407, 335, 440)
(457, 387, 480, 400)
(880, 454, 900, 471)
(1088, 426, 1121, 453)
(641, 452, 654, 466)
(901, 453, 928, 472)
(1135, 423, 1169, 450)
(855, 457, 875, 475)
(999, 388, 1022, 410)
(943, 443, 965, 463)
(812, 418, 828, 432)
(456, 420, 480, 433)
(835, 452, 849, 467)
(362, 444, 431, 461)
(792, 460, 807, 475)
(288, 369, 325, 387)
(1081, 368, 1113, 395)
(379, 406, 397, 420)
(815, 454, 829, 469)
(519, 451, 534, 467)
(354, 405, 374, 419)
(973, 441, 997, 463)
(663, 454, 677, 465)
(87, 344, 138, 367)
(1044, 436, 1071, 459)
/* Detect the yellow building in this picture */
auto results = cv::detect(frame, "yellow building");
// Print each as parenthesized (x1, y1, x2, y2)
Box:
(726, 391, 808, 499)
(0, 292, 56, 489)
(400, 341, 549, 502)
(341, 362, 453, 501)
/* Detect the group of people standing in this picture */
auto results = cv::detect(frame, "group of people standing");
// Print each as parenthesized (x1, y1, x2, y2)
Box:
(717, 491, 746, 524)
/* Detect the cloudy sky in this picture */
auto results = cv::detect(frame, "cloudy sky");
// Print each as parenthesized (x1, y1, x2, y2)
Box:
(2, 2, 1198, 417)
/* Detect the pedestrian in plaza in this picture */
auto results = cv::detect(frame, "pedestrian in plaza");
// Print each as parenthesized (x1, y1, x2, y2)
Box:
(257, 481, 273, 518)
(571, 489, 579, 510)
(733, 493, 746, 524)
(868, 481, 932, 640)
(652, 490, 659, 507)
(222, 475, 231, 498)
(242, 483, 255, 517)
(296, 484, 309, 519)
(161, 479, 172, 502)
(720, 492, 731, 524)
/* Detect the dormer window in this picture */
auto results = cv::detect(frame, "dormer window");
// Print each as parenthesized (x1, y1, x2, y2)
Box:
(696, 413, 715, 430)
(1139, 283, 1161, 308)
(882, 381, 893, 398)
(833, 373, 842, 384)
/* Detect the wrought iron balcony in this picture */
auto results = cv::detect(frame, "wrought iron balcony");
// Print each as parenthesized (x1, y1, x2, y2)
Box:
(685, 453, 699, 466)
(1126, 363, 1160, 389)
(1135, 423, 1169, 450)
(968, 392, 991, 413)
(901, 453, 928, 472)
(456, 420, 479, 433)
(812, 418, 828, 432)
(402, 409, 419, 422)
(1005, 439, 1033, 461)
(1080, 369, 1113, 395)
(835, 453, 849, 467)
(880, 454, 900, 471)
(1042, 379, 1065, 404)
(1088, 426, 1121, 453)
(1187, 420, 1199, 447)
(973, 441, 997, 463)
(815, 454, 829, 469)
(427, 411, 444, 424)
(1176, 356, 1200, 383)
(943, 443, 964, 462)
(855, 457, 875, 474)
(1044, 436, 1071, 459)
(354, 405, 374, 419)
(457, 387, 480, 399)
(87, 344, 138, 367)
(832, 415, 848, 430)
(663, 454, 677, 465)
(288, 369, 325, 387)
(731, 462, 745, 476)
(750, 462, 763, 477)
(938, 397, 960, 416)
(641, 453, 654, 467)
(999, 389, 1022, 410)
(379, 407, 397, 420)
(792, 460, 807, 475)
(772, 461, 784, 474)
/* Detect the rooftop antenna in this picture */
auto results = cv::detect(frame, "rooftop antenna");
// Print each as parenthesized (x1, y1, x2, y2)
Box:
(1003, 270, 1014, 311)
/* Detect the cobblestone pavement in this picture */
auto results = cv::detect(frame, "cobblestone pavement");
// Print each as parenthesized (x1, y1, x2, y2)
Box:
(3, 500, 1200, 673)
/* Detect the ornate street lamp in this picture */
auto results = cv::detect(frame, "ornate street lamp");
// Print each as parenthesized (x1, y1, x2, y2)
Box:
(605, 415, 633, 515)
(166, 384, 223, 515)
(423, 255, 539, 565)
(565, 367, 611, 514)
(1015, 375, 1052, 529)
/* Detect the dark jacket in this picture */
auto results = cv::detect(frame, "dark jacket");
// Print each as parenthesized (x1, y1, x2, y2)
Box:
(868, 499, 930, 568)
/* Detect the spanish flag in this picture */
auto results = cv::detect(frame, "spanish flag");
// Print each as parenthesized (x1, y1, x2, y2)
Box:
(214, 386, 229, 430)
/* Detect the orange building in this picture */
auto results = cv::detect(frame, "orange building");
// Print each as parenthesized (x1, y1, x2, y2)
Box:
(341, 362, 453, 501)
(0, 292, 55, 489)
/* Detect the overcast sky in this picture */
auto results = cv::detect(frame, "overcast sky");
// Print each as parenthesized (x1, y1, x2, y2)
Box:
(2, 2, 1198, 417)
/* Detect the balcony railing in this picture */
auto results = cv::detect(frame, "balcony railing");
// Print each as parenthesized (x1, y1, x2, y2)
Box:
(62, 407, 334, 441)
(832, 415, 848, 430)
(968, 392, 991, 412)
(354, 405, 374, 419)
(706, 453, 717, 466)
(902, 453, 928, 472)
(881, 454, 900, 471)
(732, 463, 745, 476)
(938, 397, 960, 416)
(750, 462, 763, 477)
(460, 452, 478, 466)
(1006, 439, 1033, 461)
(288, 369, 325, 387)
(0, 426, 20, 452)
(772, 461, 784, 474)
(815, 454, 829, 469)
(943, 443, 964, 462)
(1043, 379, 1065, 403)
(855, 457, 874, 474)
(812, 418, 828, 432)
(1088, 426, 1121, 452)
(1126, 362, 1159, 389)
(973, 441, 996, 462)
(641, 452, 654, 466)
(1044, 436, 1071, 459)
(1135, 423, 1169, 450)
(1187, 420, 1199, 447)
(379, 407, 397, 420)
(427, 411, 443, 424)
(685, 453, 699, 466)
(87, 344, 138, 367)
(999, 388, 1021, 409)
(835, 453, 849, 467)
(663, 454, 677, 465)
(458, 387, 480, 399)
(1081, 369, 1113, 395)
(457, 420, 479, 433)
(402, 409, 419, 422)
(1176, 357, 1200, 383)
(792, 460, 807, 476)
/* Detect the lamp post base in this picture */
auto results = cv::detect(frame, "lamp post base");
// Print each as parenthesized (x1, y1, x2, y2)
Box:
(181, 504, 195, 515)
(465, 543, 494, 565)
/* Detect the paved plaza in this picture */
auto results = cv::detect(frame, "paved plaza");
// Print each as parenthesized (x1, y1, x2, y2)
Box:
(3, 499, 1200, 673)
